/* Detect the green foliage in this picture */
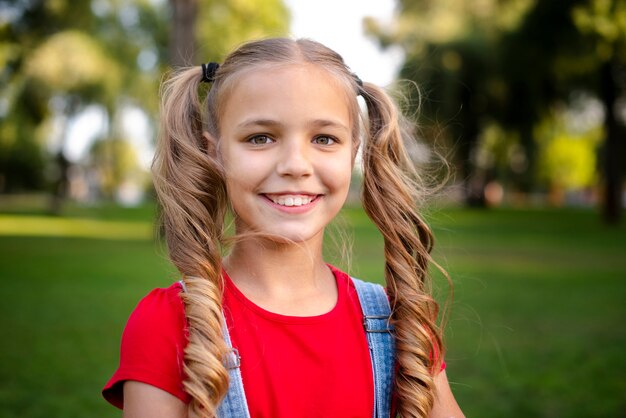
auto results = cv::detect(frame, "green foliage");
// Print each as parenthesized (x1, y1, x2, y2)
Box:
(196, 0, 289, 60)
(24, 30, 122, 104)
(1, 1, 126, 192)
(0, 0, 290, 195)
(369, 0, 626, 205)
(535, 113, 602, 190)
(0, 135, 46, 192)
(89, 138, 140, 199)
(473, 123, 525, 181)
(539, 134, 597, 190)
(572, 0, 626, 62)
(0, 92, 47, 192)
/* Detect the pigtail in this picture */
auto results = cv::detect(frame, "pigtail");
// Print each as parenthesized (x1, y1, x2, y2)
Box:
(360, 82, 443, 417)
(153, 67, 230, 417)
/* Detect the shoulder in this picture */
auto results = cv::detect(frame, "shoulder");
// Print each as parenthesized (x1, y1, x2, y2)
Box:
(347, 275, 390, 313)
(103, 282, 189, 408)
(327, 264, 384, 293)
(328, 265, 385, 293)
(129, 282, 186, 328)
(137, 281, 185, 312)
(123, 282, 188, 350)
(327, 264, 389, 313)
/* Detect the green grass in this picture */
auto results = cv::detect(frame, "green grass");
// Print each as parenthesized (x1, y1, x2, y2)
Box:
(426, 208, 626, 417)
(0, 202, 624, 417)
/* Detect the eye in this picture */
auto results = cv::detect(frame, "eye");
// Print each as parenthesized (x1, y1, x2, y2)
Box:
(313, 135, 336, 145)
(247, 135, 274, 145)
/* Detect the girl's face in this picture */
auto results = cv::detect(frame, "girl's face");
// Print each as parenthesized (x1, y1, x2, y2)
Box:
(217, 64, 355, 245)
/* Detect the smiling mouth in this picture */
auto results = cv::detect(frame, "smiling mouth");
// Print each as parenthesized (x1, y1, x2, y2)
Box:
(264, 194, 319, 207)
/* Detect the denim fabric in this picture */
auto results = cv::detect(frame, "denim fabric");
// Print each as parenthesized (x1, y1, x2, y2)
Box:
(215, 277, 395, 418)
(178, 280, 252, 416)
(352, 278, 396, 418)
(217, 320, 252, 417)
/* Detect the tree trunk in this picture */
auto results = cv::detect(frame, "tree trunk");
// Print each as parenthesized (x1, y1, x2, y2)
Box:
(459, 80, 485, 207)
(600, 57, 622, 224)
(48, 95, 80, 215)
(168, 0, 198, 67)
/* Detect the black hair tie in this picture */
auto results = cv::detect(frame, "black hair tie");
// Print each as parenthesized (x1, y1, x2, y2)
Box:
(351, 72, 364, 96)
(352, 73, 363, 87)
(201, 62, 220, 83)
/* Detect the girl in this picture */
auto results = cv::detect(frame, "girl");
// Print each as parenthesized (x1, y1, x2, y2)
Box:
(103, 38, 464, 418)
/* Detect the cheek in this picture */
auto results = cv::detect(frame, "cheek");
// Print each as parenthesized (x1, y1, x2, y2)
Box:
(223, 171, 255, 205)
(324, 154, 354, 194)
(221, 152, 272, 207)
(221, 158, 249, 207)
(220, 146, 249, 185)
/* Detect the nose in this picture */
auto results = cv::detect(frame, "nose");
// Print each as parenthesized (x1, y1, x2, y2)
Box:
(276, 138, 313, 178)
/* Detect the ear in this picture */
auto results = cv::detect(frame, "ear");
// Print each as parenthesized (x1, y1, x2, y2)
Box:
(203, 131, 219, 157)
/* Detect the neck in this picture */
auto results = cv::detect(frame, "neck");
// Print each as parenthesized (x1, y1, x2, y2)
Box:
(223, 235, 337, 315)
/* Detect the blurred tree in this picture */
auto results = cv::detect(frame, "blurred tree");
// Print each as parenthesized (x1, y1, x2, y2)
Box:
(366, 0, 537, 205)
(535, 110, 602, 202)
(89, 136, 139, 199)
(0, 84, 47, 192)
(0, 0, 290, 208)
(22, 29, 122, 211)
(169, 0, 198, 66)
(569, 0, 626, 222)
(368, 0, 625, 222)
(168, 0, 289, 66)
(497, 0, 625, 222)
(0, 0, 98, 194)
(0, 0, 138, 205)
(196, 0, 289, 60)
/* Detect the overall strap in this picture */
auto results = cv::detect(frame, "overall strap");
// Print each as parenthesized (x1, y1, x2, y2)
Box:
(216, 321, 251, 418)
(352, 277, 396, 418)
(178, 281, 251, 417)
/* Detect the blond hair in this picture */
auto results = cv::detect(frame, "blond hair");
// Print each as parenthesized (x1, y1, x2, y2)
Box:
(153, 38, 444, 417)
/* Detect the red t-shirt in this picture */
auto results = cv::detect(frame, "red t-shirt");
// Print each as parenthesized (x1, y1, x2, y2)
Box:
(103, 266, 445, 416)
(103, 266, 374, 416)
(103, 280, 190, 407)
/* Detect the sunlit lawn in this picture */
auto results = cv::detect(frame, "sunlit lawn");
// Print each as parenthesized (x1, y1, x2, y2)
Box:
(0, 200, 624, 417)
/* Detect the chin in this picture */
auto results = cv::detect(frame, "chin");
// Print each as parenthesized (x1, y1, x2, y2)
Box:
(262, 227, 322, 246)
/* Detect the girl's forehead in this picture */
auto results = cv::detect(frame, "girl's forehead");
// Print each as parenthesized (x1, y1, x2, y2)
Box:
(218, 63, 355, 123)
(245, 64, 341, 89)
(222, 62, 353, 100)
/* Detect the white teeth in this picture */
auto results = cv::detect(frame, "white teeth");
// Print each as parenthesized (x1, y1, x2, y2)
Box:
(270, 195, 313, 207)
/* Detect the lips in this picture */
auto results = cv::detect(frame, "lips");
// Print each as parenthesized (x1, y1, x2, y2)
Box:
(264, 194, 318, 207)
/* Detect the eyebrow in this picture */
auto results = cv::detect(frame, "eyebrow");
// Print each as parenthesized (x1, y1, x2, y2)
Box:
(237, 119, 285, 129)
(237, 118, 349, 132)
(309, 119, 350, 132)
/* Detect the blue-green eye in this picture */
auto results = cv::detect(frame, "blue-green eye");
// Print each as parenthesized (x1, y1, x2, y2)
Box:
(313, 136, 336, 145)
(248, 135, 274, 145)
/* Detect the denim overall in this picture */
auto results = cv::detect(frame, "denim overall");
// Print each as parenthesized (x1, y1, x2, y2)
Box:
(216, 277, 396, 418)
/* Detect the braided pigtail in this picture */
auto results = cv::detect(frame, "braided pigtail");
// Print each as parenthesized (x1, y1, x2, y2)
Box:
(359, 82, 443, 417)
(153, 67, 230, 417)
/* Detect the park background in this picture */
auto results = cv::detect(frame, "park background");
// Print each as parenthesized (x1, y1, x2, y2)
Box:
(1, 0, 625, 417)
